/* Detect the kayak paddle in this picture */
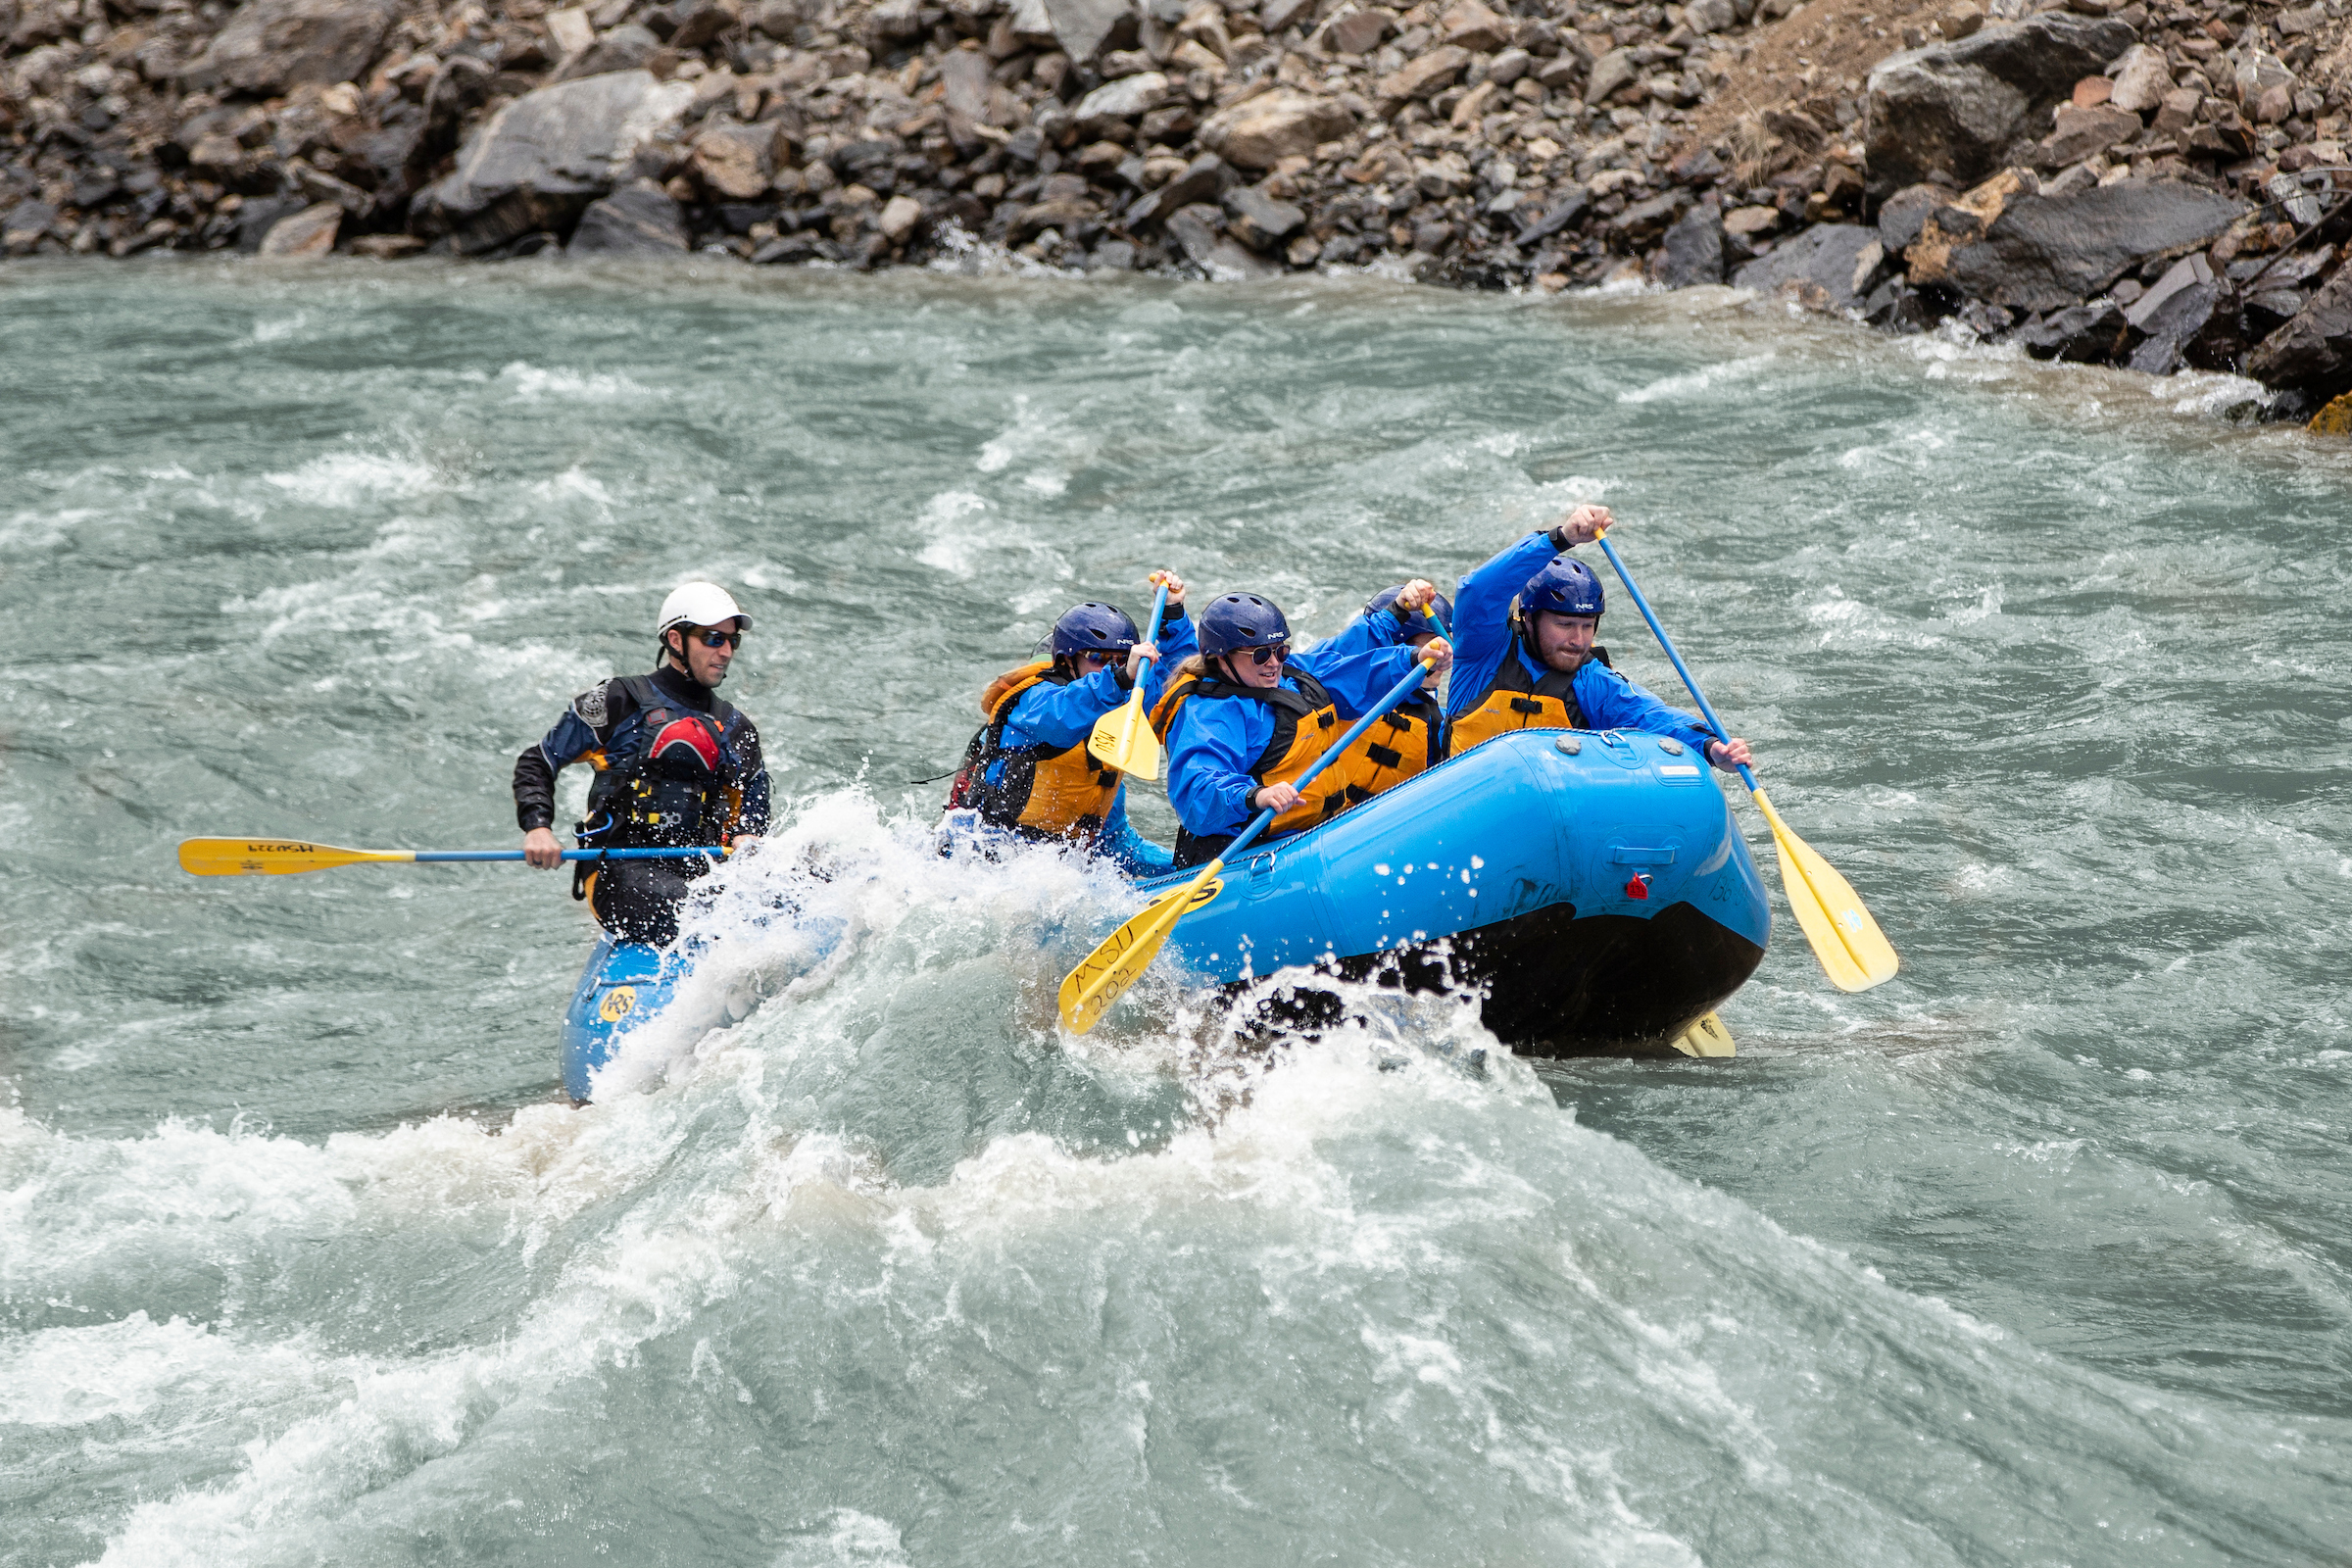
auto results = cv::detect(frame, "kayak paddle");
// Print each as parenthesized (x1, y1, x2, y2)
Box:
(177, 839, 729, 876)
(1058, 644, 1444, 1034)
(1085, 578, 1172, 781)
(1591, 530, 1898, 993)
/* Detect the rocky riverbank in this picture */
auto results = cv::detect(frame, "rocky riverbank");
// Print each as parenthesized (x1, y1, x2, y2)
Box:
(7, 0, 2352, 416)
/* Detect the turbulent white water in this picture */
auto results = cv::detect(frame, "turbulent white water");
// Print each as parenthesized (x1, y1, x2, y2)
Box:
(3, 257, 2349, 1564)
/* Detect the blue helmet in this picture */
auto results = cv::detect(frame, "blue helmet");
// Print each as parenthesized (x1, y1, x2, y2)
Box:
(1522, 556, 1604, 618)
(1198, 593, 1290, 660)
(1050, 602, 1139, 660)
(1365, 584, 1454, 637)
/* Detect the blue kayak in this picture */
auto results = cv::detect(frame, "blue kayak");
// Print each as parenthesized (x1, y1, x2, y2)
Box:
(559, 934, 689, 1102)
(1125, 726, 1770, 1053)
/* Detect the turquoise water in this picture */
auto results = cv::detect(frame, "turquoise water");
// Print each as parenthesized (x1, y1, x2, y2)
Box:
(3, 255, 2349, 1564)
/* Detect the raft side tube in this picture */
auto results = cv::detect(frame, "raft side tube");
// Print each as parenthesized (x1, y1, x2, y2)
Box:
(1128, 729, 1769, 1053)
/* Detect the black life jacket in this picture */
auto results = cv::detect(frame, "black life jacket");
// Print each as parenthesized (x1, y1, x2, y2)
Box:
(578, 676, 745, 850)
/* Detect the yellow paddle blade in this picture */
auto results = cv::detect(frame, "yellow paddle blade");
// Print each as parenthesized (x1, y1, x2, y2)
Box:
(1667, 1010, 1736, 1058)
(1057, 866, 1225, 1034)
(176, 838, 414, 876)
(1748, 789, 1899, 993)
(1085, 690, 1162, 781)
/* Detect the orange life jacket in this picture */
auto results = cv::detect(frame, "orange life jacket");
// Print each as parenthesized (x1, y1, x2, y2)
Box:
(947, 661, 1123, 841)
(1151, 664, 1430, 838)
(1452, 638, 1610, 754)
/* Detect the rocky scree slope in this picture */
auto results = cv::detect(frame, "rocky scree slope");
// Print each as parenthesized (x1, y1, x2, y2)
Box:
(5, 0, 2352, 414)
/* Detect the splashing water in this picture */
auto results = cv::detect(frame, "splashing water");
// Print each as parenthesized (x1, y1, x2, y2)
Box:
(3, 259, 2350, 1564)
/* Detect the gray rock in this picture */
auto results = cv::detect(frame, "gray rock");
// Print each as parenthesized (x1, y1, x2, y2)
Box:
(1073, 71, 1170, 136)
(2037, 104, 2138, 168)
(1732, 222, 1886, 311)
(1165, 202, 1224, 265)
(939, 48, 994, 122)
(1939, 182, 2247, 314)
(181, 0, 393, 95)
(256, 201, 342, 256)
(413, 71, 697, 254)
(1515, 185, 1588, 247)
(1223, 182, 1304, 250)
(2018, 298, 2130, 362)
(2124, 253, 2213, 330)
(1861, 12, 2133, 194)
(1124, 153, 1226, 227)
(1584, 48, 1637, 105)
(1, 198, 57, 253)
(1322, 6, 1394, 54)
(557, 23, 660, 79)
(1877, 182, 1944, 252)
(1090, 238, 1138, 270)
(1261, 0, 1316, 32)
(1197, 88, 1354, 170)
(2244, 268, 2352, 393)
(1652, 203, 1723, 287)
(1042, 0, 1139, 62)
(2125, 280, 2223, 375)
(567, 177, 689, 255)
(1686, 0, 1735, 33)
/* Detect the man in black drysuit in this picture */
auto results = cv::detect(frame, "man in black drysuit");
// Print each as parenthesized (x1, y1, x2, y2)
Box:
(511, 581, 769, 946)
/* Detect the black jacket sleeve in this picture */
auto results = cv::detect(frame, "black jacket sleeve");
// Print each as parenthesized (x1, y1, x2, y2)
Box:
(514, 744, 559, 832)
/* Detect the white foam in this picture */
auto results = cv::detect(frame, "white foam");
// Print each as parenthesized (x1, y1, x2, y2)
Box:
(1616, 353, 1776, 405)
(498, 362, 657, 401)
(263, 452, 437, 508)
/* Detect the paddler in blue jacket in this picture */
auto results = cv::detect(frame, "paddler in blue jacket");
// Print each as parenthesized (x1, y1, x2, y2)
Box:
(513, 581, 768, 947)
(1330, 579, 1455, 780)
(948, 573, 1193, 873)
(1449, 505, 1752, 772)
(1152, 591, 1454, 868)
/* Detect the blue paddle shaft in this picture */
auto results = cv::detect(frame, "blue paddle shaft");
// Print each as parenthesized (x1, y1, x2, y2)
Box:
(1592, 533, 1757, 793)
(1218, 656, 1436, 863)
(1138, 580, 1171, 673)
(413, 848, 727, 862)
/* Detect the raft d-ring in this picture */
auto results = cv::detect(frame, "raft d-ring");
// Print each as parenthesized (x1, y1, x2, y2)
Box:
(1555, 735, 1583, 755)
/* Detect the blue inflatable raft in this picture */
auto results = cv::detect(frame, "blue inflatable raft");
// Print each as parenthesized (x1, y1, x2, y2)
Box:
(1125, 726, 1770, 1053)
(558, 726, 1771, 1096)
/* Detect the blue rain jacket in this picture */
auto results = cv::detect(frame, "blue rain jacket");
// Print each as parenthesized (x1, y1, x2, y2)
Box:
(1165, 636, 1425, 841)
(1447, 530, 1717, 757)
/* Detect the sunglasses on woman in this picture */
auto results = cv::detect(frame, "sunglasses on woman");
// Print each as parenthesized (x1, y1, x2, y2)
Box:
(1244, 643, 1288, 665)
(1078, 648, 1133, 666)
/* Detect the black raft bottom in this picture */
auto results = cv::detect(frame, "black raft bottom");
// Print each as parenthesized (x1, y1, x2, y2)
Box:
(1234, 902, 1766, 1058)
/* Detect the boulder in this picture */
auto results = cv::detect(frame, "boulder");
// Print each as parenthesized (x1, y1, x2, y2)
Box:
(1441, 0, 1511, 52)
(1876, 181, 1944, 252)
(1732, 222, 1885, 310)
(2123, 252, 2213, 330)
(566, 178, 689, 254)
(1223, 181, 1304, 250)
(413, 71, 697, 254)
(1861, 12, 2133, 194)
(1322, 6, 1394, 54)
(878, 193, 924, 243)
(691, 122, 778, 200)
(2018, 298, 2130, 361)
(1262, 0, 1317, 32)
(1928, 180, 2247, 314)
(939, 48, 994, 122)
(557, 23, 660, 78)
(2244, 269, 2352, 395)
(2126, 279, 2224, 374)
(1198, 88, 1353, 169)
(2106, 43, 2172, 115)
(1123, 152, 1226, 225)
(1376, 46, 1472, 109)
(1584, 48, 1637, 105)
(1072, 71, 1170, 136)
(256, 200, 342, 256)
(2038, 104, 2138, 168)
(181, 0, 393, 96)
(1515, 185, 1588, 246)
(1042, 0, 1138, 62)
(2, 198, 57, 254)
(1652, 203, 1723, 287)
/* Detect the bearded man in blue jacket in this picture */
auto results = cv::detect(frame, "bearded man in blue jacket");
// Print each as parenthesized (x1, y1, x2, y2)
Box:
(1447, 504, 1752, 773)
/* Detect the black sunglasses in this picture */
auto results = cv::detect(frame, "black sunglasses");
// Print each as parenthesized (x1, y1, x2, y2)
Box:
(1245, 643, 1289, 666)
(1078, 647, 1133, 665)
(687, 627, 743, 649)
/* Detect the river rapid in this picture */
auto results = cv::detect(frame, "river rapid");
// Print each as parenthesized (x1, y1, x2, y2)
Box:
(3, 255, 2350, 1566)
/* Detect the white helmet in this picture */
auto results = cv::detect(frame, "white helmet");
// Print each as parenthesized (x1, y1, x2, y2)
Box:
(656, 581, 750, 637)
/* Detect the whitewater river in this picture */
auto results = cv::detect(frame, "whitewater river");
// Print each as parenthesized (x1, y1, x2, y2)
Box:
(4, 256, 2349, 1565)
